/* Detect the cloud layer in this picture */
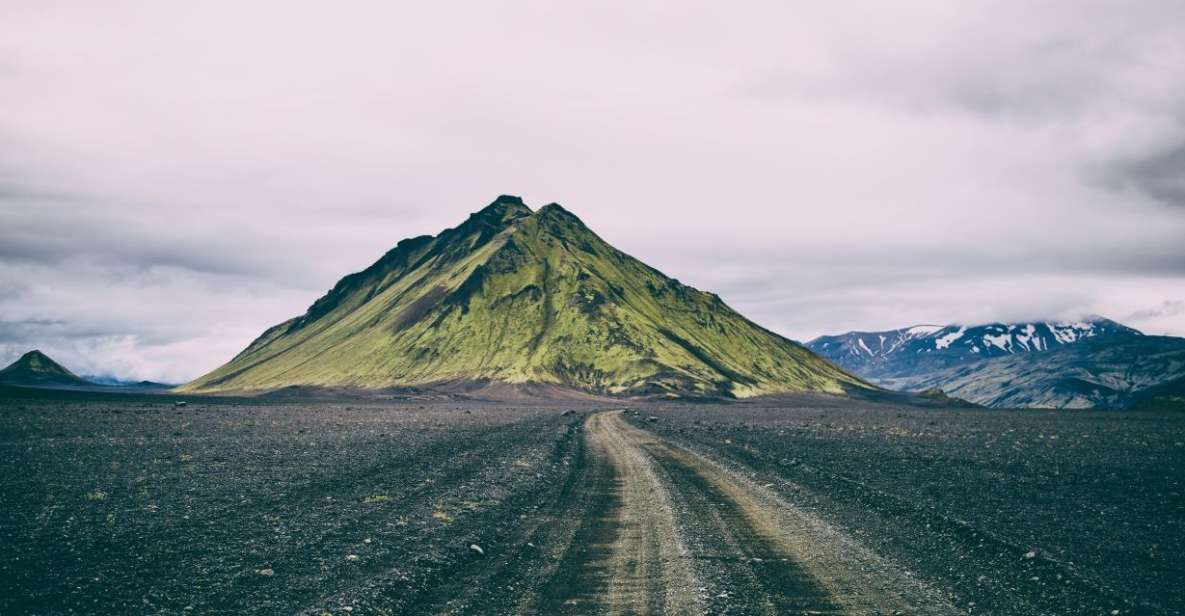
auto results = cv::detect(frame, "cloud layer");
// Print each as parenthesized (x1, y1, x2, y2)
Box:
(2, 1, 1184, 381)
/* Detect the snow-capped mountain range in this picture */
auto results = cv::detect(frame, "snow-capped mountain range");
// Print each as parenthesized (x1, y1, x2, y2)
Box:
(808, 317, 1140, 376)
(807, 317, 1185, 409)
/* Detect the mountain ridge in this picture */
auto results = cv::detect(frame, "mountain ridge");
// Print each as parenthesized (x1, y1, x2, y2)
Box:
(808, 318, 1185, 408)
(808, 317, 1141, 378)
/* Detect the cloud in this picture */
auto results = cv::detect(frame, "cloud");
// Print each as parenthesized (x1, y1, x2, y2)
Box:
(0, 259, 314, 382)
(0, 211, 267, 276)
(1101, 142, 1185, 207)
(1128, 300, 1185, 321)
(1, 1, 1184, 380)
(735, 3, 1185, 115)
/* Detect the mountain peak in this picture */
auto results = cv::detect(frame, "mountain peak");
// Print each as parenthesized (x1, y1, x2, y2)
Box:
(0, 349, 92, 387)
(182, 196, 867, 398)
(1072, 314, 1140, 334)
(532, 202, 591, 237)
(470, 195, 533, 225)
(13, 349, 59, 370)
(536, 201, 570, 215)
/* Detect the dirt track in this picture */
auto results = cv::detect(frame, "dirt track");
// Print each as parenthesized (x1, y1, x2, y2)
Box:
(531, 411, 703, 614)
(440, 410, 955, 615)
(544, 412, 957, 616)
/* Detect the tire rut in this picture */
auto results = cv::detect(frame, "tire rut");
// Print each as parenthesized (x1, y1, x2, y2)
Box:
(530, 412, 703, 615)
(608, 412, 961, 616)
(645, 440, 843, 615)
(527, 421, 623, 614)
(427, 415, 617, 615)
(413, 411, 960, 615)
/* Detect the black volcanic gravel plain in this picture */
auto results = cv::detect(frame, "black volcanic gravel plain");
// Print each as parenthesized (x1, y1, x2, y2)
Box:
(1, 388, 1181, 615)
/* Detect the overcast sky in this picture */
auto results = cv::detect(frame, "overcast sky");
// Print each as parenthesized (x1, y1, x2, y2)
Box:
(3, 1, 1185, 382)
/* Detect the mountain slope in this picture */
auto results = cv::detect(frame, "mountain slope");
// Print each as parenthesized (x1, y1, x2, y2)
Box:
(809, 320, 1185, 408)
(0, 350, 93, 388)
(182, 196, 866, 398)
(1128, 374, 1185, 411)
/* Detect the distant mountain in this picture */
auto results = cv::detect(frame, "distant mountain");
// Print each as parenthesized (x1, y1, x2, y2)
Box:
(83, 375, 175, 390)
(0, 350, 94, 388)
(808, 317, 1142, 378)
(181, 196, 868, 398)
(808, 318, 1185, 408)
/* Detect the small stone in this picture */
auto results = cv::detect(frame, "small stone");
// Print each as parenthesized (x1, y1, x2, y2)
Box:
(255, 568, 275, 577)
(345, 554, 360, 562)
(1023, 550, 1037, 559)
(469, 543, 485, 556)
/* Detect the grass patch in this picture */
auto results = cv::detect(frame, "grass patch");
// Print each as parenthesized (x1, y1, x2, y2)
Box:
(362, 493, 392, 504)
(431, 510, 453, 523)
(85, 489, 108, 502)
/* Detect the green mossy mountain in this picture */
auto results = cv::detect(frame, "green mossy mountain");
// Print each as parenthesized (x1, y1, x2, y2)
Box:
(0, 350, 93, 388)
(181, 196, 867, 398)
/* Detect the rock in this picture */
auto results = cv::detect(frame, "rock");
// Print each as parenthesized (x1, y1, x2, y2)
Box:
(255, 568, 274, 577)
(345, 554, 360, 562)
(469, 543, 485, 556)
(647, 416, 658, 422)
(1023, 550, 1037, 559)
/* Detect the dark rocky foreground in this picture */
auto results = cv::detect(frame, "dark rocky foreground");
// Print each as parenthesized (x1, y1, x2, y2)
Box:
(0, 388, 1181, 615)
